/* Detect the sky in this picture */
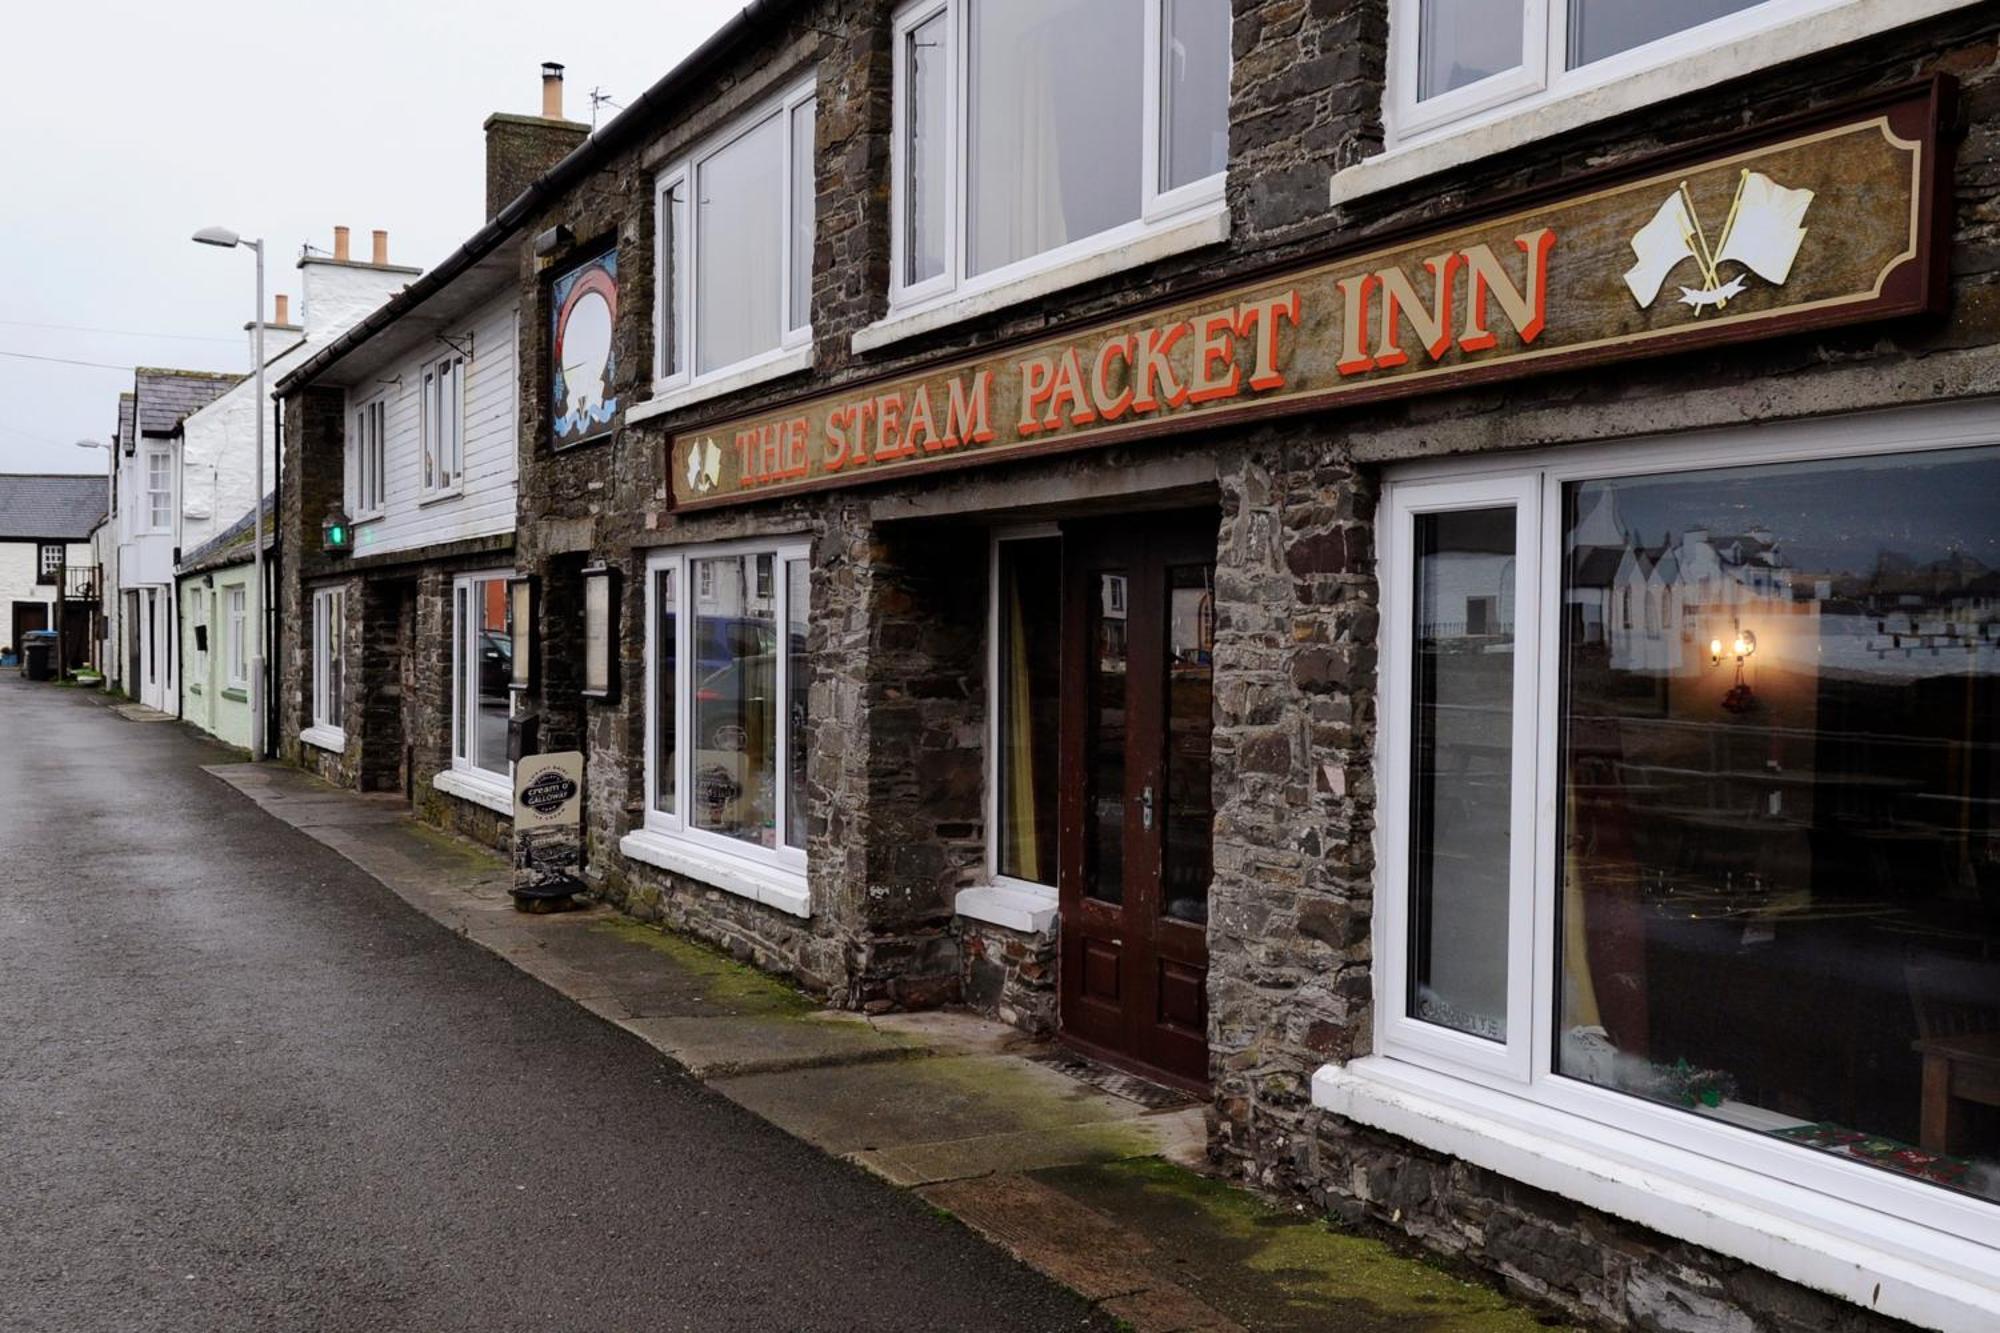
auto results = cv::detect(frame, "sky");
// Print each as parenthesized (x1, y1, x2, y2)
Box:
(0, 0, 743, 476)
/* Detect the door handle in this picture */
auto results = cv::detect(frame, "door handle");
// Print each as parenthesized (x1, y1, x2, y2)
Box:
(1139, 784, 1154, 831)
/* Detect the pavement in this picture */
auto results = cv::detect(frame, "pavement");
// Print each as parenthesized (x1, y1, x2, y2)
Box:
(1, 675, 1573, 1332)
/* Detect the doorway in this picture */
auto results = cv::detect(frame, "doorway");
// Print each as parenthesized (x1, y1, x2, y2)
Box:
(11, 601, 48, 653)
(1058, 512, 1216, 1088)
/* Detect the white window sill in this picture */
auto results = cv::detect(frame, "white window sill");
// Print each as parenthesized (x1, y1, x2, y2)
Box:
(1334, 0, 1978, 207)
(418, 487, 465, 508)
(853, 206, 1231, 356)
(955, 882, 1058, 935)
(432, 767, 513, 816)
(619, 827, 810, 919)
(1314, 1058, 2000, 1332)
(300, 725, 346, 754)
(626, 344, 815, 427)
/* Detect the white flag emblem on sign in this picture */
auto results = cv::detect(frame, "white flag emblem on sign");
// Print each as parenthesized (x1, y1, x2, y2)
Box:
(1714, 171, 1815, 285)
(1623, 194, 1699, 308)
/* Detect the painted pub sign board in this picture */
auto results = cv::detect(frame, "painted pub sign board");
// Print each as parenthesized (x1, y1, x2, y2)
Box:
(668, 80, 1951, 510)
(552, 249, 619, 448)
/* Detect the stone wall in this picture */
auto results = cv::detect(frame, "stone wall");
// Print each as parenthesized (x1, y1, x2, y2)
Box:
(959, 918, 1059, 1036)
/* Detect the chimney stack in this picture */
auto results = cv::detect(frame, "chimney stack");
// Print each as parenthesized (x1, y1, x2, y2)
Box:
(372, 230, 389, 265)
(274, 294, 290, 325)
(333, 225, 351, 263)
(542, 62, 564, 119)
(482, 63, 589, 221)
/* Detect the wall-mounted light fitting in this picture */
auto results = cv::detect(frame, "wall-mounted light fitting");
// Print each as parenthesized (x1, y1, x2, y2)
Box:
(508, 575, 536, 693)
(581, 563, 619, 702)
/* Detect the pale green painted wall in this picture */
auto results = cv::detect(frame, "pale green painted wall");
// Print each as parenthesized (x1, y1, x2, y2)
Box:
(178, 564, 254, 752)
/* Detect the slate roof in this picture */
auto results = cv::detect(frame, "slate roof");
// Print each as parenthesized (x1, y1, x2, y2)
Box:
(136, 367, 241, 436)
(179, 493, 275, 575)
(0, 474, 108, 541)
(116, 393, 135, 452)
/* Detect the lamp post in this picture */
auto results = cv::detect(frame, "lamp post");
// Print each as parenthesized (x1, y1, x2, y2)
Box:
(192, 226, 268, 759)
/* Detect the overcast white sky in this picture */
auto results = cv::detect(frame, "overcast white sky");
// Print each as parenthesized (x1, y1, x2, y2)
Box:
(0, 0, 743, 476)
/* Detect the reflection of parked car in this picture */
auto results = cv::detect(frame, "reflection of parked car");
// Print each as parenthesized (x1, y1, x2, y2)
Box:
(477, 629, 512, 694)
(696, 653, 774, 751)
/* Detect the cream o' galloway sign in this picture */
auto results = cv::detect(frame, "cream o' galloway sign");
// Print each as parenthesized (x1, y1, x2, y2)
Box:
(668, 79, 1951, 511)
(514, 751, 585, 904)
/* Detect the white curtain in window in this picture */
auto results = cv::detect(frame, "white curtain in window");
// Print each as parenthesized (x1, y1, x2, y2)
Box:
(697, 115, 786, 374)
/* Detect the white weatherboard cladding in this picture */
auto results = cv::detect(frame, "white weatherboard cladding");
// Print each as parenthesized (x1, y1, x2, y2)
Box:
(176, 335, 309, 554)
(349, 297, 519, 560)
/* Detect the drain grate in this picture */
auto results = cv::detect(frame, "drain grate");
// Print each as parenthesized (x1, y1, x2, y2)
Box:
(1030, 1050, 1200, 1111)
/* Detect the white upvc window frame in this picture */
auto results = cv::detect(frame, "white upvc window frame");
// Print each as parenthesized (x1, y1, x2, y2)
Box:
(884, 0, 1229, 322)
(348, 393, 387, 520)
(306, 584, 346, 750)
(144, 446, 173, 533)
(959, 524, 1064, 936)
(446, 568, 515, 803)
(420, 352, 465, 499)
(650, 75, 817, 406)
(1358, 402, 2000, 1293)
(1392, 0, 1895, 147)
(225, 584, 248, 689)
(37, 542, 62, 581)
(625, 537, 812, 917)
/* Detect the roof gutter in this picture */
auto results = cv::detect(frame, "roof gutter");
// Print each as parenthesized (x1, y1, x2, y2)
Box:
(278, 0, 799, 397)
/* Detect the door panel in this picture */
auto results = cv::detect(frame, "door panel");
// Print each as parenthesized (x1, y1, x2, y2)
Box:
(1058, 512, 1216, 1088)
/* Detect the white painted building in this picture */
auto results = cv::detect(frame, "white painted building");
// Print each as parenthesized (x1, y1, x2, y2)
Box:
(0, 474, 105, 668)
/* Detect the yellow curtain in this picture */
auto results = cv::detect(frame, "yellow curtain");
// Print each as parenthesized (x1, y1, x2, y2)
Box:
(1004, 579, 1039, 877)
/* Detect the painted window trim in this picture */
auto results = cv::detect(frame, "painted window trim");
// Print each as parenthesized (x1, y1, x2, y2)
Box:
(1314, 1059, 2000, 1332)
(651, 74, 818, 401)
(881, 0, 1227, 327)
(449, 568, 516, 793)
(347, 393, 388, 521)
(1339, 0, 1980, 205)
(309, 584, 345, 738)
(433, 767, 513, 816)
(1364, 400, 2000, 1272)
(636, 537, 812, 912)
(420, 352, 467, 499)
(36, 542, 63, 583)
(144, 446, 174, 534)
(224, 585, 248, 689)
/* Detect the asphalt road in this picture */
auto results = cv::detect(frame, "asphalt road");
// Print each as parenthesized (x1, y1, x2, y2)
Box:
(0, 678, 1108, 1333)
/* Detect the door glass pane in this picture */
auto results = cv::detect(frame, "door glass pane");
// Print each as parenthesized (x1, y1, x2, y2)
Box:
(997, 539, 1062, 885)
(785, 558, 810, 850)
(905, 10, 950, 286)
(1409, 507, 1516, 1042)
(1567, 0, 1764, 68)
(473, 578, 510, 776)
(327, 593, 344, 730)
(654, 567, 677, 816)
(788, 99, 815, 332)
(1086, 570, 1130, 904)
(1557, 448, 2000, 1206)
(1417, 0, 1522, 101)
(696, 113, 785, 374)
(1162, 563, 1214, 924)
(968, 0, 1143, 276)
(691, 555, 778, 848)
(1160, 0, 1230, 191)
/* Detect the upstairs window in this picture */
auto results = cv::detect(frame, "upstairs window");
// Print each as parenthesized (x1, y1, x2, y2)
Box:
(890, 0, 1230, 310)
(655, 77, 817, 395)
(349, 396, 387, 517)
(1393, 0, 1840, 142)
(421, 354, 465, 495)
(37, 543, 62, 583)
(145, 448, 173, 532)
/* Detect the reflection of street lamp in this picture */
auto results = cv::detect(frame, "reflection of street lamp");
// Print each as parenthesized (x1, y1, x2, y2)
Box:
(192, 225, 269, 759)
(1709, 627, 1757, 666)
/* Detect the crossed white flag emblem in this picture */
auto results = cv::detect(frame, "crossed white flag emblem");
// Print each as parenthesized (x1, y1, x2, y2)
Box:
(1623, 169, 1814, 312)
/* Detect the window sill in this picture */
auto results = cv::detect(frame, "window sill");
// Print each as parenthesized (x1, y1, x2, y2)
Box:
(619, 827, 810, 919)
(853, 206, 1231, 356)
(626, 344, 815, 427)
(955, 882, 1058, 935)
(432, 767, 513, 816)
(1313, 1058, 2000, 1331)
(221, 686, 247, 702)
(1334, 0, 1977, 208)
(418, 487, 465, 508)
(300, 725, 346, 754)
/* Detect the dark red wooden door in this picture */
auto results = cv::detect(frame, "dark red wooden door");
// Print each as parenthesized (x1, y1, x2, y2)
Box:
(1058, 513, 1216, 1089)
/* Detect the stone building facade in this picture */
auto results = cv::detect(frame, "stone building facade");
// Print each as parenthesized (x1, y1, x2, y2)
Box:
(288, 2, 2000, 1328)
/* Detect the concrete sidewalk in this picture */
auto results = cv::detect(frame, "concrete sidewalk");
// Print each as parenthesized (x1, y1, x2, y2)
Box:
(208, 760, 1571, 1333)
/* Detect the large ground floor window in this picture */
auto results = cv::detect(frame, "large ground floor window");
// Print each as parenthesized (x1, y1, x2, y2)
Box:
(633, 539, 811, 896)
(308, 584, 346, 745)
(990, 531, 1063, 890)
(452, 571, 514, 787)
(1377, 421, 2000, 1251)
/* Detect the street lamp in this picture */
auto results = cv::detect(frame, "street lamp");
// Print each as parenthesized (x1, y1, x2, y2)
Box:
(193, 225, 269, 759)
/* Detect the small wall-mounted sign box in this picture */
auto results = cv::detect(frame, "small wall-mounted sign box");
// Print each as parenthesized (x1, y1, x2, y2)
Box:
(322, 506, 352, 554)
(507, 575, 535, 693)
(581, 563, 619, 702)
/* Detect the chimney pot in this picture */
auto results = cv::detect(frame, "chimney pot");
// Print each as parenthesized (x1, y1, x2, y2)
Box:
(332, 225, 351, 262)
(274, 293, 290, 325)
(371, 230, 389, 265)
(541, 61, 564, 119)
